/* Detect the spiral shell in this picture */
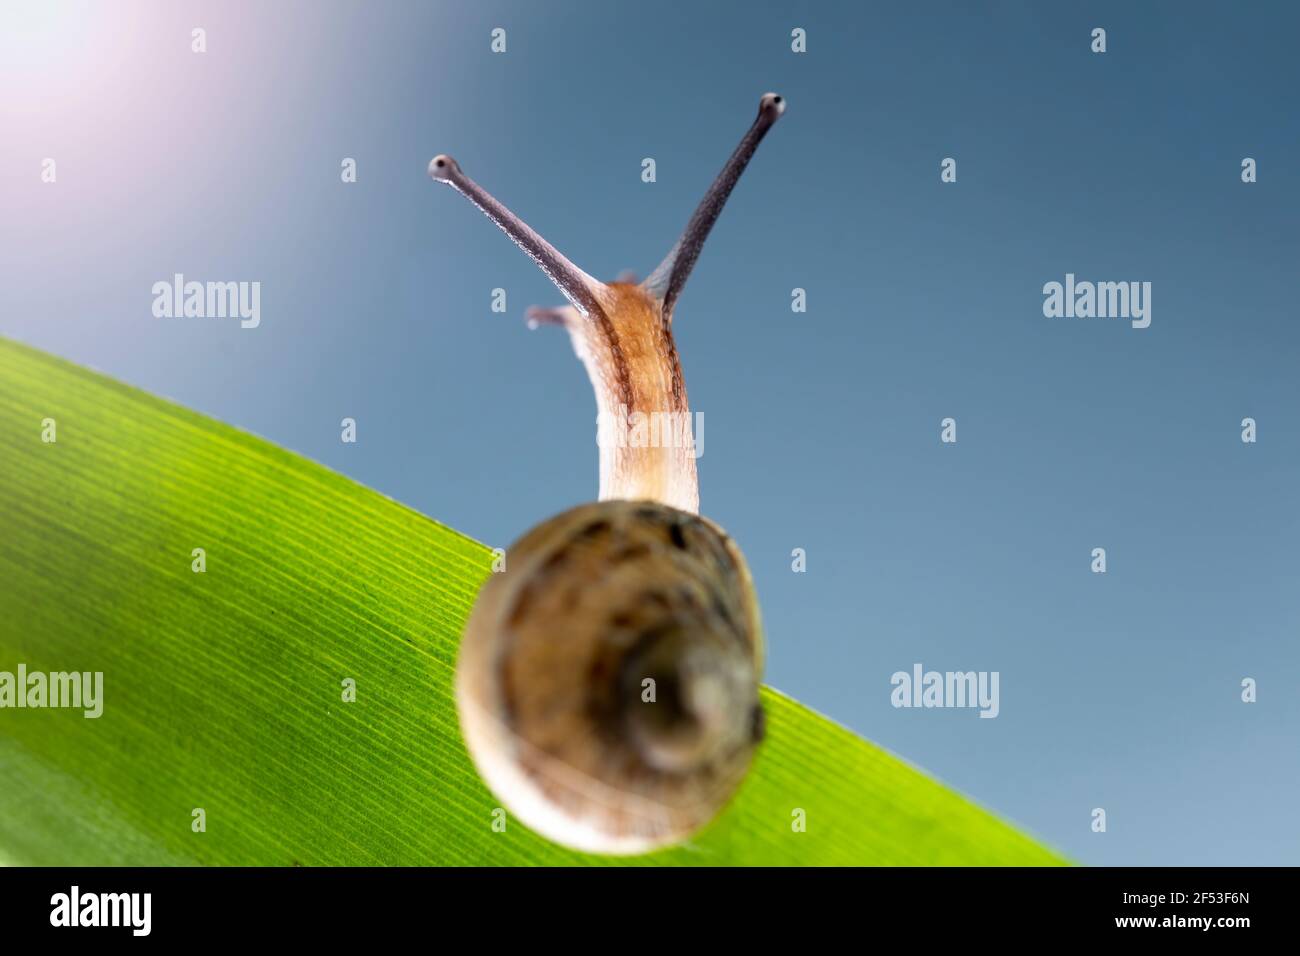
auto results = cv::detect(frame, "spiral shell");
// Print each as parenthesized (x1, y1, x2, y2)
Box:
(456, 499, 764, 855)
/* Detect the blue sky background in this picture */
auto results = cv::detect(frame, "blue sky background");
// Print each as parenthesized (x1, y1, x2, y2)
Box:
(3, 0, 1298, 865)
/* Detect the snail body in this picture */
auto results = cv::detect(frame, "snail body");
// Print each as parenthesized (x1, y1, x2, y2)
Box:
(431, 94, 785, 853)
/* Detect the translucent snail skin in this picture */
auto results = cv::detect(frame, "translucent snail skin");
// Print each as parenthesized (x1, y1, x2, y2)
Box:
(430, 93, 785, 854)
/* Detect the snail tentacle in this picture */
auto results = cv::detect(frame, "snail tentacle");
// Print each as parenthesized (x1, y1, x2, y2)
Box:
(641, 93, 786, 318)
(427, 153, 609, 322)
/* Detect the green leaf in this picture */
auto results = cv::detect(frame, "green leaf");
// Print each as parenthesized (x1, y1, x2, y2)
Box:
(0, 337, 1065, 865)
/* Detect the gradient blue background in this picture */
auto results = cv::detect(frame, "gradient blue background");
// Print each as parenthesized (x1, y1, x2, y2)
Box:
(4, 0, 1298, 865)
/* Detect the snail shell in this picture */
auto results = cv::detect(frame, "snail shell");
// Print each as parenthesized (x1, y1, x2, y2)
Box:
(456, 499, 764, 855)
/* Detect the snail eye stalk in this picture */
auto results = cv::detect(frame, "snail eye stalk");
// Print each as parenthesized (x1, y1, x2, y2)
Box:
(641, 92, 786, 318)
(427, 154, 609, 323)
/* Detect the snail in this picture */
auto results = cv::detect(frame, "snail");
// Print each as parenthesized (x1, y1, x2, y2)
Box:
(430, 93, 785, 854)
